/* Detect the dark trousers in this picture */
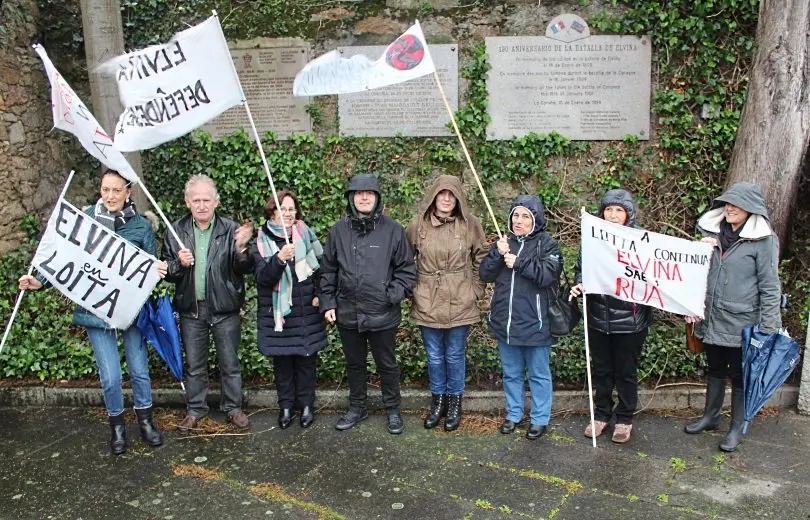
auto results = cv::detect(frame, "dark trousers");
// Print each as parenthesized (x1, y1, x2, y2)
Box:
(338, 326, 401, 411)
(180, 301, 243, 417)
(589, 328, 647, 425)
(274, 355, 317, 409)
(704, 343, 743, 389)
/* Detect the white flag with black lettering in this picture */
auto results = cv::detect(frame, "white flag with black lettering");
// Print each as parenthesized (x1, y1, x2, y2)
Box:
(33, 199, 161, 329)
(32, 45, 139, 182)
(99, 16, 244, 151)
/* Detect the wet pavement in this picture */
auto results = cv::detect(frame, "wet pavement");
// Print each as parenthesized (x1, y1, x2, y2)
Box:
(0, 406, 809, 519)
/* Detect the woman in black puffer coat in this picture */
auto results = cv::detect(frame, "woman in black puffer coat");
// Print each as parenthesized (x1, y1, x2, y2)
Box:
(571, 189, 653, 444)
(252, 191, 327, 429)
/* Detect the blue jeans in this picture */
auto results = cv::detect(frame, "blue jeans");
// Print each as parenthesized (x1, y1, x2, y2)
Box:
(86, 325, 153, 417)
(498, 341, 552, 425)
(421, 326, 469, 395)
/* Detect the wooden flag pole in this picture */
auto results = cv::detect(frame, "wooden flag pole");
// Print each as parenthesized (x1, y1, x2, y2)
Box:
(212, 10, 289, 243)
(0, 170, 76, 355)
(433, 70, 502, 238)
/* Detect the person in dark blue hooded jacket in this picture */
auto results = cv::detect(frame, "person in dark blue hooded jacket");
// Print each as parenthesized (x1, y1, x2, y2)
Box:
(570, 189, 653, 444)
(480, 195, 563, 440)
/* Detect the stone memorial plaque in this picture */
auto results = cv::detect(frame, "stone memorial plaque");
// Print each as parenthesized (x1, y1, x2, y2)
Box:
(202, 44, 311, 139)
(486, 31, 651, 140)
(338, 44, 458, 137)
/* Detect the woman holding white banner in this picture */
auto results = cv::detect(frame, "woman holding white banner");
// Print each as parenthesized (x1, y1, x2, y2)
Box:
(684, 182, 781, 452)
(480, 195, 562, 440)
(19, 169, 168, 456)
(570, 189, 653, 444)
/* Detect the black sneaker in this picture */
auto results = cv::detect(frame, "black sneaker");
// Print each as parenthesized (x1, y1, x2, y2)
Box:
(335, 408, 368, 431)
(387, 411, 404, 435)
(526, 424, 547, 440)
(500, 419, 517, 434)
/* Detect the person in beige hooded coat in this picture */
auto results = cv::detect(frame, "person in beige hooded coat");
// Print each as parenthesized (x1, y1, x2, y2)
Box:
(406, 175, 488, 431)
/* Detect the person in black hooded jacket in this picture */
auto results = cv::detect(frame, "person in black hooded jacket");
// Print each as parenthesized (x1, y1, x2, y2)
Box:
(570, 189, 653, 444)
(480, 195, 563, 441)
(320, 174, 417, 434)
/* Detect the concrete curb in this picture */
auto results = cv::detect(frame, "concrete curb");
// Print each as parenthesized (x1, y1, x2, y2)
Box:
(0, 384, 799, 413)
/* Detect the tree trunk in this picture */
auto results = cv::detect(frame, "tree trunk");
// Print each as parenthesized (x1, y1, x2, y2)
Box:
(79, 0, 147, 209)
(726, 0, 810, 249)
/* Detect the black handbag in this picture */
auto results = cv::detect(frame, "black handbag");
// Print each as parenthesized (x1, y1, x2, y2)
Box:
(547, 267, 582, 338)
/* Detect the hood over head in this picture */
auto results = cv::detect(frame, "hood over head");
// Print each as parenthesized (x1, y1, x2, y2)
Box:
(345, 174, 382, 218)
(698, 182, 774, 239)
(598, 189, 636, 227)
(507, 195, 546, 239)
(712, 182, 769, 219)
(419, 175, 470, 220)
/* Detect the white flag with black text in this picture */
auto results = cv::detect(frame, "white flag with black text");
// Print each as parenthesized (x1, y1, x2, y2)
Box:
(33, 199, 161, 329)
(99, 16, 244, 151)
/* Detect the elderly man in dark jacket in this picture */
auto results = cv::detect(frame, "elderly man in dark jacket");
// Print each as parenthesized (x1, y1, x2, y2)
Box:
(320, 174, 416, 434)
(162, 174, 254, 432)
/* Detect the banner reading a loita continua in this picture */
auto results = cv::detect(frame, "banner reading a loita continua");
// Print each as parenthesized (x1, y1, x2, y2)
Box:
(33, 198, 161, 329)
(580, 211, 714, 317)
(99, 16, 244, 152)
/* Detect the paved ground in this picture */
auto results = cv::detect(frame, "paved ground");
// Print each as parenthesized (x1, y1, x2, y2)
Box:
(0, 406, 808, 520)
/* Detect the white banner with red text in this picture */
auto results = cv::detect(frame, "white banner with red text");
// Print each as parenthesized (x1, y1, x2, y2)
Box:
(580, 211, 713, 317)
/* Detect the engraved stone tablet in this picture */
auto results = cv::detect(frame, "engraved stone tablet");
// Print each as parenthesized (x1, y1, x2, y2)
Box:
(338, 44, 458, 137)
(202, 43, 311, 139)
(486, 25, 651, 141)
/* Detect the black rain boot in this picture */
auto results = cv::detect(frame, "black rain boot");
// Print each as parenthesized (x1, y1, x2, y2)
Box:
(685, 377, 725, 434)
(720, 386, 745, 452)
(444, 394, 463, 432)
(278, 408, 295, 429)
(135, 407, 164, 447)
(109, 413, 127, 455)
(424, 394, 447, 429)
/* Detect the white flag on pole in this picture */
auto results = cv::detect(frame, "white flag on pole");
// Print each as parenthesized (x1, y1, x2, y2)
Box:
(99, 16, 244, 152)
(32, 45, 139, 183)
(33, 198, 161, 329)
(580, 211, 713, 317)
(293, 21, 435, 96)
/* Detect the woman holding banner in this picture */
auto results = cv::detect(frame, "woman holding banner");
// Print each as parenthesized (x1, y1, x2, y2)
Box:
(684, 182, 781, 452)
(570, 189, 653, 444)
(18, 169, 168, 455)
(252, 191, 326, 430)
(406, 175, 488, 432)
(480, 195, 562, 440)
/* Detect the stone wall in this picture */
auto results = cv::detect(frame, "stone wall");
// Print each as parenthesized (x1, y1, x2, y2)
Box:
(0, 0, 86, 254)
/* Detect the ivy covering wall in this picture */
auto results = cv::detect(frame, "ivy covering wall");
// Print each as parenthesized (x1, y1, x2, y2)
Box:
(4, 0, 805, 387)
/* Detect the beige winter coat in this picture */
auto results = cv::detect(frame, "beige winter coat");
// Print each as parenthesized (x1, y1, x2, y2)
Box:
(406, 175, 488, 328)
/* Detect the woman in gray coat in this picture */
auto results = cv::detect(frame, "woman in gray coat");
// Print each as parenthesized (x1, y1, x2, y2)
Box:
(685, 182, 781, 452)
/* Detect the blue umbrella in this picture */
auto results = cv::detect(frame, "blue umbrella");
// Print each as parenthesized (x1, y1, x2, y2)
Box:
(741, 325, 800, 434)
(137, 294, 185, 391)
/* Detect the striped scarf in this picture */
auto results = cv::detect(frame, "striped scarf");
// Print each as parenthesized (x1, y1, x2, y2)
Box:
(257, 220, 323, 331)
(94, 198, 137, 230)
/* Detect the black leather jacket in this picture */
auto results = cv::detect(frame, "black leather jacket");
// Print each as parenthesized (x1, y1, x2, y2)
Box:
(162, 214, 254, 316)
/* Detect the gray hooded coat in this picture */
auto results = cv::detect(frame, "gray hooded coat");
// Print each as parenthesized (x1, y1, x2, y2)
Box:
(695, 182, 782, 347)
